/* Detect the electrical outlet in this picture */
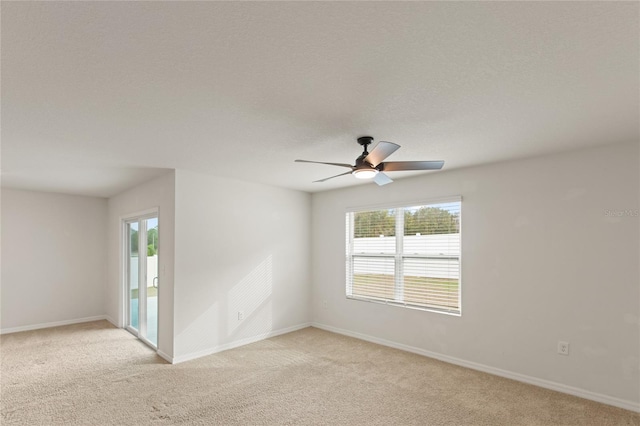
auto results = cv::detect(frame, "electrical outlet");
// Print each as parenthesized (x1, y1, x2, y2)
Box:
(557, 341, 569, 356)
(238, 311, 244, 321)
(322, 300, 328, 310)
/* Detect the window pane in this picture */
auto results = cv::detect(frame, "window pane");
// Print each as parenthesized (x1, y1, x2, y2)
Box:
(403, 203, 460, 257)
(352, 209, 396, 254)
(351, 257, 395, 301)
(145, 217, 158, 347)
(404, 203, 460, 235)
(128, 222, 139, 330)
(403, 258, 459, 310)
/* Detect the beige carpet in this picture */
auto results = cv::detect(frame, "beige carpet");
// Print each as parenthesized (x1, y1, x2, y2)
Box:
(1, 321, 638, 425)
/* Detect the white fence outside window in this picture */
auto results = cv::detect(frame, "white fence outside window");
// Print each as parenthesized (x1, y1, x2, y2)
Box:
(352, 234, 460, 279)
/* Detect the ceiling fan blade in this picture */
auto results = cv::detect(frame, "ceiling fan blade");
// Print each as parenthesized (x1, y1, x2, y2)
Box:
(363, 141, 400, 167)
(380, 160, 444, 171)
(313, 171, 353, 183)
(374, 172, 393, 186)
(295, 159, 354, 169)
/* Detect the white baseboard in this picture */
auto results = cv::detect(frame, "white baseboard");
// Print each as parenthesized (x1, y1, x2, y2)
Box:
(104, 315, 118, 328)
(156, 349, 173, 363)
(170, 322, 313, 364)
(1, 315, 109, 335)
(311, 322, 640, 413)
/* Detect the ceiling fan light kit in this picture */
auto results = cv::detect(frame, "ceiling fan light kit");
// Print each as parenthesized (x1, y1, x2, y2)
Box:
(295, 136, 444, 186)
(352, 169, 378, 179)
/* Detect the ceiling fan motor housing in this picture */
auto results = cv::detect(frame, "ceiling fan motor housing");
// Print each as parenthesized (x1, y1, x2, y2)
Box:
(355, 153, 376, 170)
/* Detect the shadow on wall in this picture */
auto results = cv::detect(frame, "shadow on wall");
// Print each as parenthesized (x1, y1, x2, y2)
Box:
(175, 255, 275, 358)
(227, 255, 273, 339)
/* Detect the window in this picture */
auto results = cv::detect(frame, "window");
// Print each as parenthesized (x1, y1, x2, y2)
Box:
(345, 198, 461, 315)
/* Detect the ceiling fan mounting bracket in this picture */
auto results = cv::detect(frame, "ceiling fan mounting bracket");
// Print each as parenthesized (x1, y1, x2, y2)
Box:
(357, 136, 374, 147)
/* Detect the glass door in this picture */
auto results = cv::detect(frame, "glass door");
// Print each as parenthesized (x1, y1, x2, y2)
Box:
(127, 221, 140, 333)
(125, 215, 159, 348)
(145, 217, 158, 347)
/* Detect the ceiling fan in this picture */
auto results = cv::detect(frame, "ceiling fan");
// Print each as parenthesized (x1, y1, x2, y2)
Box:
(295, 136, 444, 186)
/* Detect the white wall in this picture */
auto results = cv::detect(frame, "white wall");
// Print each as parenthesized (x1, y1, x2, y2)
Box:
(1, 189, 107, 331)
(107, 172, 175, 358)
(311, 142, 639, 408)
(173, 170, 311, 361)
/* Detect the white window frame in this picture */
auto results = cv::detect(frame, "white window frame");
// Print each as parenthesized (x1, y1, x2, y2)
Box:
(345, 197, 462, 316)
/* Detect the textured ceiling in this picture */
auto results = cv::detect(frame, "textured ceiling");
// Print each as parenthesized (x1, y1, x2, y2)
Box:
(2, 2, 638, 197)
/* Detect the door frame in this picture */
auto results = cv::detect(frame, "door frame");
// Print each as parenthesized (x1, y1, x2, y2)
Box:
(120, 207, 159, 350)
